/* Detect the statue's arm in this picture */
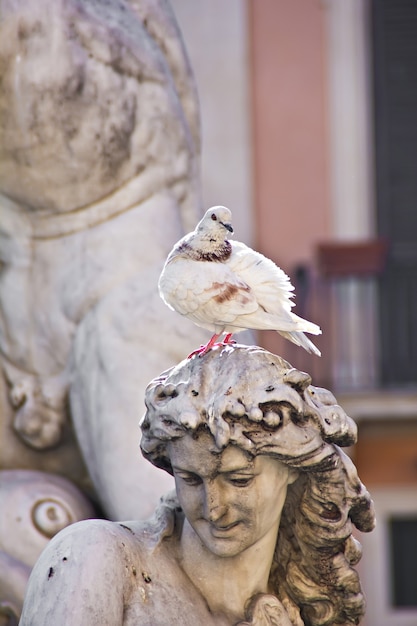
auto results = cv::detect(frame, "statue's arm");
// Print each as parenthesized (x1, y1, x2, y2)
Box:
(19, 519, 127, 626)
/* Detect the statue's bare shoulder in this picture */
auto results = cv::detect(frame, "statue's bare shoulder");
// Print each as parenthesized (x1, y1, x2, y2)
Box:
(20, 500, 225, 626)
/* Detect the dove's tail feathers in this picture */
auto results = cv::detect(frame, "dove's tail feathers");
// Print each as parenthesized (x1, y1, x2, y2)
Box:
(278, 330, 322, 357)
(290, 315, 322, 336)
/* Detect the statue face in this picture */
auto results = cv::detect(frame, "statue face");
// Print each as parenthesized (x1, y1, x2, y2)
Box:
(168, 431, 298, 558)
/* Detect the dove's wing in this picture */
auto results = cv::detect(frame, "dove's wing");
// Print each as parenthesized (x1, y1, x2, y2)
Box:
(225, 242, 321, 337)
(228, 242, 296, 316)
(159, 256, 259, 328)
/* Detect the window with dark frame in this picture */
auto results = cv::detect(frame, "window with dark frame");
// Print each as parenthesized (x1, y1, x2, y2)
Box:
(389, 516, 417, 607)
(372, 0, 417, 386)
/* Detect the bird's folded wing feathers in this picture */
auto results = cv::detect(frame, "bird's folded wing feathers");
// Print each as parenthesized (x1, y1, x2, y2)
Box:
(159, 258, 259, 321)
(228, 242, 296, 314)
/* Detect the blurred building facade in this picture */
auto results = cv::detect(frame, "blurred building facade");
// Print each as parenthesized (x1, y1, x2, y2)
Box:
(172, 1, 417, 623)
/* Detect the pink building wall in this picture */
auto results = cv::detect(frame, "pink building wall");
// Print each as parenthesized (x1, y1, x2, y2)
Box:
(249, 0, 331, 270)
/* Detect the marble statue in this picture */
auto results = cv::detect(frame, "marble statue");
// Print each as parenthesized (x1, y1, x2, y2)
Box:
(0, 0, 207, 517)
(20, 345, 375, 626)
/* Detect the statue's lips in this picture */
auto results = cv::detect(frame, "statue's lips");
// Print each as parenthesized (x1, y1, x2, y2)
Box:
(208, 521, 241, 536)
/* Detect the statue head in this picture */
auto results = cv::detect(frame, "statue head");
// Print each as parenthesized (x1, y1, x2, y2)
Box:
(141, 344, 375, 625)
(142, 344, 358, 471)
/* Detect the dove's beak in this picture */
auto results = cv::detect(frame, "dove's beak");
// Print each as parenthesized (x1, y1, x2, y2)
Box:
(222, 222, 233, 233)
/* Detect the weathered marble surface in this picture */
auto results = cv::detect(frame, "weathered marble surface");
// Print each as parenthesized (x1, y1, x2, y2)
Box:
(20, 345, 375, 626)
(0, 0, 210, 618)
(0, 0, 208, 518)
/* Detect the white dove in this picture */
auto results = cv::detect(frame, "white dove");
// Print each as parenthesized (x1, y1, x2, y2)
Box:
(159, 206, 322, 357)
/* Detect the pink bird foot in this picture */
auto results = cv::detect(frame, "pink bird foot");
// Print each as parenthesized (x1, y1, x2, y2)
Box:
(187, 333, 235, 358)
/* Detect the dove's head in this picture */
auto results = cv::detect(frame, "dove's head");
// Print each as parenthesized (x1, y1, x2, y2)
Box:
(196, 206, 234, 240)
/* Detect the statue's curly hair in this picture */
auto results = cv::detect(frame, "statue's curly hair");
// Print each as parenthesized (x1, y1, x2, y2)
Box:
(141, 344, 375, 626)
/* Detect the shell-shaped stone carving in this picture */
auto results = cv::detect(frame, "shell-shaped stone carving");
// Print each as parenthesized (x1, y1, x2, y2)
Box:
(0, 469, 95, 621)
(0, 470, 94, 566)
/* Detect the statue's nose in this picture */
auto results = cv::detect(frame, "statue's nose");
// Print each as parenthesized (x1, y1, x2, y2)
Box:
(203, 481, 228, 522)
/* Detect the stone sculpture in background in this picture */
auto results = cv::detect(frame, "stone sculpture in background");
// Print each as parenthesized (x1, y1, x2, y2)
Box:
(20, 345, 375, 626)
(0, 0, 209, 619)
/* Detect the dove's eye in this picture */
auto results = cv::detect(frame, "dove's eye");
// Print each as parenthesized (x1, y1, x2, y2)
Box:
(211, 213, 217, 221)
